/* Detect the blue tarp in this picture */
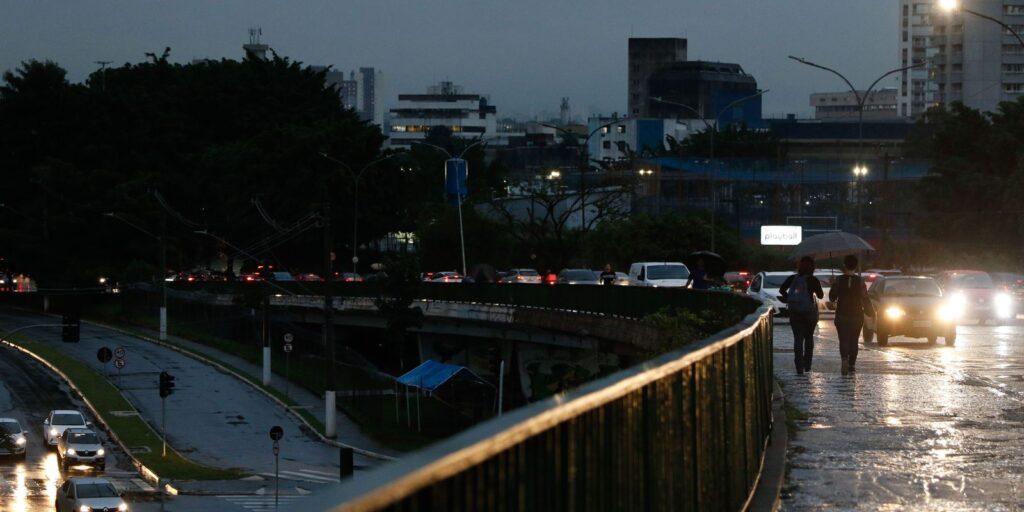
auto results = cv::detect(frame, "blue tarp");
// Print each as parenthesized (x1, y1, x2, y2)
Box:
(397, 360, 488, 392)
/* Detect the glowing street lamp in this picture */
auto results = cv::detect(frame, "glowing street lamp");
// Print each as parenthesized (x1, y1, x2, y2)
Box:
(937, 0, 1024, 48)
(547, 169, 562, 180)
(852, 164, 869, 236)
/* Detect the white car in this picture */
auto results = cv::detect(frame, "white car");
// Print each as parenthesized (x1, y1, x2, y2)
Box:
(502, 268, 542, 284)
(747, 272, 792, 314)
(55, 477, 128, 512)
(43, 410, 88, 447)
(627, 262, 691, 287)
(0, 417, 28, 459)
(58, 428, 106, 471)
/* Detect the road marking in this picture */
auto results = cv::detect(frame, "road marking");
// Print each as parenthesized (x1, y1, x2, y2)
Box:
(217, 495, 308, 510)
(259, 469, 340, 483)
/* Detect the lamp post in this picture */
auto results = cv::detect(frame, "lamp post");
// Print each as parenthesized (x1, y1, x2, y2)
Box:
(651, 90, 769, 251)
(938, 0, 1024, 47)
(103, 212, 168, 341)
(318, 153, 399, 277)
(852, 164, 869, 237)
(788, 57, 923, 236)
(412, 138, 493, 276)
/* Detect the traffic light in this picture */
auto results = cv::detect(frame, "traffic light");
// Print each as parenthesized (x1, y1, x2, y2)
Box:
(159, 371, 176, 398)
(61, 313, 80, 343)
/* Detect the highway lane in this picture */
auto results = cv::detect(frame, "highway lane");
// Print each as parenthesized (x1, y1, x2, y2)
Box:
(0, 339, 143, 512)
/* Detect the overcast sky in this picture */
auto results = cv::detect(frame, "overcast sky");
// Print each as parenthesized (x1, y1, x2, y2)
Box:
(2, 0, 897, 120)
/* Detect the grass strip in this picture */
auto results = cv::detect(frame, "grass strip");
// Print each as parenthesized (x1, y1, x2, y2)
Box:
(9, 335, 246, 481)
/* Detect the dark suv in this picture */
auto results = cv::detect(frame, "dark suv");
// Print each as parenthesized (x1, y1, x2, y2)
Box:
(864, 276, 957, 346)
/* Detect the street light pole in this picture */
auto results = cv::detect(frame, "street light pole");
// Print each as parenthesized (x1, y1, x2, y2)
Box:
(938, 0, 1024, 47)
(788, 57, 923, 236)
(318, 153, 398, 276)
(651, 90, 768, 251)
(412, 138, 493, 276)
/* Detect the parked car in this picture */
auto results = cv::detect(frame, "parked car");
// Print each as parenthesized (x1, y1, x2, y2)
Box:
(54, 477, 127, 512)
(293, 272, 323, 282)
(935, 270, 1014, 324)
(57, 428, 105, 471)
(627, 262, 690, 288)
(0, 418, 27, 460)
(43, 410, 88, 447)
(863, 276, 957, 346)
(335, 272, 363, 282)
(613, 271, 630, 286)
(746, 272, 793, 315)
(814, 271, 839, 311)
(500, 268, 542, 284)
(557, 269, 600, 285)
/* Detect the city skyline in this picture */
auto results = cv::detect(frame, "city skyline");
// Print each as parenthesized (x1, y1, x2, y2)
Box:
(3, 0, 896, 119)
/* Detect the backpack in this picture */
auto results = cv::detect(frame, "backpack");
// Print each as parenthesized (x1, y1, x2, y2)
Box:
(787, 274, 816, 313)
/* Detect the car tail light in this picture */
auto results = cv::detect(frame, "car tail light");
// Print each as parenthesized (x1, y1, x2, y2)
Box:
(344, 277, 354, 282)
(517, 275, 523, 281)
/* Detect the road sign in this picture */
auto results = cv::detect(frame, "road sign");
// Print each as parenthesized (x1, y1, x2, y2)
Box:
(114, 358, 126, 370)
(283, 333, 294, 343)
(269, 425, 284, 441)
(283, 343, 293, 353)
(114, 346, 126, 359)
(96, 347, 113, 364)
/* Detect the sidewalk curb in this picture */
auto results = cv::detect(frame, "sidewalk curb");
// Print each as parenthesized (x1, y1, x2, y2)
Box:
(83, 319, 396, 462)
(0, 337, 164, 489)
(747, 380, 788, 512)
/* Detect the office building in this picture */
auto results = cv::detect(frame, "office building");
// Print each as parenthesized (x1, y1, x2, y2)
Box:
(310, 66, 384, 127)
(898, 0, 1024, 116)
(644, 61, 762, 125)
(388, 81, 497, 149)
(811, 89, 899, 121)
(587, 116, 694, 163)
(628, 38, 688, 117)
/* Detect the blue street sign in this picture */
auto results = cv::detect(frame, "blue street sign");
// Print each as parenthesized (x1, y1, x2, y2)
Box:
(445, 158, 468, 205)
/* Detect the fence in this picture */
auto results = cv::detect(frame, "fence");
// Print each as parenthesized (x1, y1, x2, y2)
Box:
(305, 303, 774, 512)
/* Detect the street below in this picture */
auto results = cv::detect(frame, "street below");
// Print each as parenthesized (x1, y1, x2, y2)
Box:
(777, 315, 1024, 511)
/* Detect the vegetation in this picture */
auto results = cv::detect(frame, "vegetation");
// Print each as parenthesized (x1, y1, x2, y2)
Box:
(8, 334, 246, 480)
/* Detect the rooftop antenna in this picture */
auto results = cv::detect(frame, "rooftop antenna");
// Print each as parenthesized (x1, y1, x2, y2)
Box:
(249, 27, 262, 45)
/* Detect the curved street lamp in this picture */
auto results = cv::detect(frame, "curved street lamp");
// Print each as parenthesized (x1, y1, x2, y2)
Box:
(651, 90, 769, 251)
(938, 0, 1024, 48)
(788, 57, 924, 236)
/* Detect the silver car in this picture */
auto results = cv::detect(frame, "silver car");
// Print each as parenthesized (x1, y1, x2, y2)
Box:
(54, 477, 127, 512)
(58, 428, 106, 471)
(0, 418, 27, 459)
(43, 409, 88, 447)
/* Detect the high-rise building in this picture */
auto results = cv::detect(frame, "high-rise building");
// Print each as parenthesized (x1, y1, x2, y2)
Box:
(645, 61, 762, 125)
(388, 81, 497, 149)
(628, 38, 688, 117)
(898, 0, 1024, 117)
(310, 66, 384, 127)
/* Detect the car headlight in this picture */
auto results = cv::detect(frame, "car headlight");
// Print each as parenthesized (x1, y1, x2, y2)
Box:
(885, 306, 906, 320)
(97, 448, 105, 456)
(119, 503, 128, 511)
(80, 505, 90, 512)
(49, 428, 57, 437)
(15, 436, 25, 446)
(937, 303, 960, 322)
(995, 293, 1013, 317)
(67, 448, 76, 455)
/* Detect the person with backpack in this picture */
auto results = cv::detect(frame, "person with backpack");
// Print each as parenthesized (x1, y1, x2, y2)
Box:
(779, 256, 825, 375)
(829, 255, 875, 376)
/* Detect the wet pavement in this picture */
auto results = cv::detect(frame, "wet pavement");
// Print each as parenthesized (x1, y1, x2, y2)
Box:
(777, 316, 1024, 511)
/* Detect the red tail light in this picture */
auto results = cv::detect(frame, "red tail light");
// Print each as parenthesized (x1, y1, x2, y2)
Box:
(344, 277, 354, 282)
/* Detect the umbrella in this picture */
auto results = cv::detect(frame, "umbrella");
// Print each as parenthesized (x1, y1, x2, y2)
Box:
(686, 251, 726, 277)
(790, 231, 874, 260)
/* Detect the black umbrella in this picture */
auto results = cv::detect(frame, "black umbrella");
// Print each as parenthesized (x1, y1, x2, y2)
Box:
(686, 251, 726, 278)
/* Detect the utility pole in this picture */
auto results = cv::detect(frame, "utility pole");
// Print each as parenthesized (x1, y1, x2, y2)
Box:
(323, 197, 337, 438)
(94, 60, 112, 92)
(159, 211, 168, 342)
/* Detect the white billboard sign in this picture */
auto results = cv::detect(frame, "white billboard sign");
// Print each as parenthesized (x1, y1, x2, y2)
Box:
(760, 225, 802, 246)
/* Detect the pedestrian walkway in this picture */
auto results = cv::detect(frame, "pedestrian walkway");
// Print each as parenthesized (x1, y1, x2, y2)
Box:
(775, 320, 1024, 510)
(216, 494, 311, 511)
(99, 321, 396, 459)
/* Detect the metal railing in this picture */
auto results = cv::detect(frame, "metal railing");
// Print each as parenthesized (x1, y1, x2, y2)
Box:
(305, 304, 774, 512)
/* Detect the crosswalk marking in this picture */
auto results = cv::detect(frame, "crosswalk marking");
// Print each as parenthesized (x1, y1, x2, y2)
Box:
(218, 495, 309, 511)
(259, 469, 340, 484)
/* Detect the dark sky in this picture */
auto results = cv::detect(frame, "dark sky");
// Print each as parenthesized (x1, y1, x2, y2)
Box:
(2, 0, 896, 120)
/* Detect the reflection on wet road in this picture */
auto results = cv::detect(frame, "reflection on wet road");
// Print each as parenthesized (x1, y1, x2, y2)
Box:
(777, 318, 1024, 511)
(0, 453, 59, 511)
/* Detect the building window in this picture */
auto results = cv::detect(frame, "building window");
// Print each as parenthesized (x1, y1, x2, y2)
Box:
(1006, 4, 1024, 15)
(616, 125, 626, 134)
(600, 126, 609, 134)
(1005, 64, 1024, 75)
(631, 94, 639, 101)
(602, 141, 611, 149)
(1005, 83, 1024, 93)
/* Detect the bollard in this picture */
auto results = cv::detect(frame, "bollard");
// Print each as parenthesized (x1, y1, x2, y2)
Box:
(340, 447, 354, 479)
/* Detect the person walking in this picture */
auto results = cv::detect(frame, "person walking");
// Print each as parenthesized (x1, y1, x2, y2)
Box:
(829, 255, 875, 376)
(779, 256, 824, 375)
(686, 258, 710, 290)
(599, 264, 617, 286)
